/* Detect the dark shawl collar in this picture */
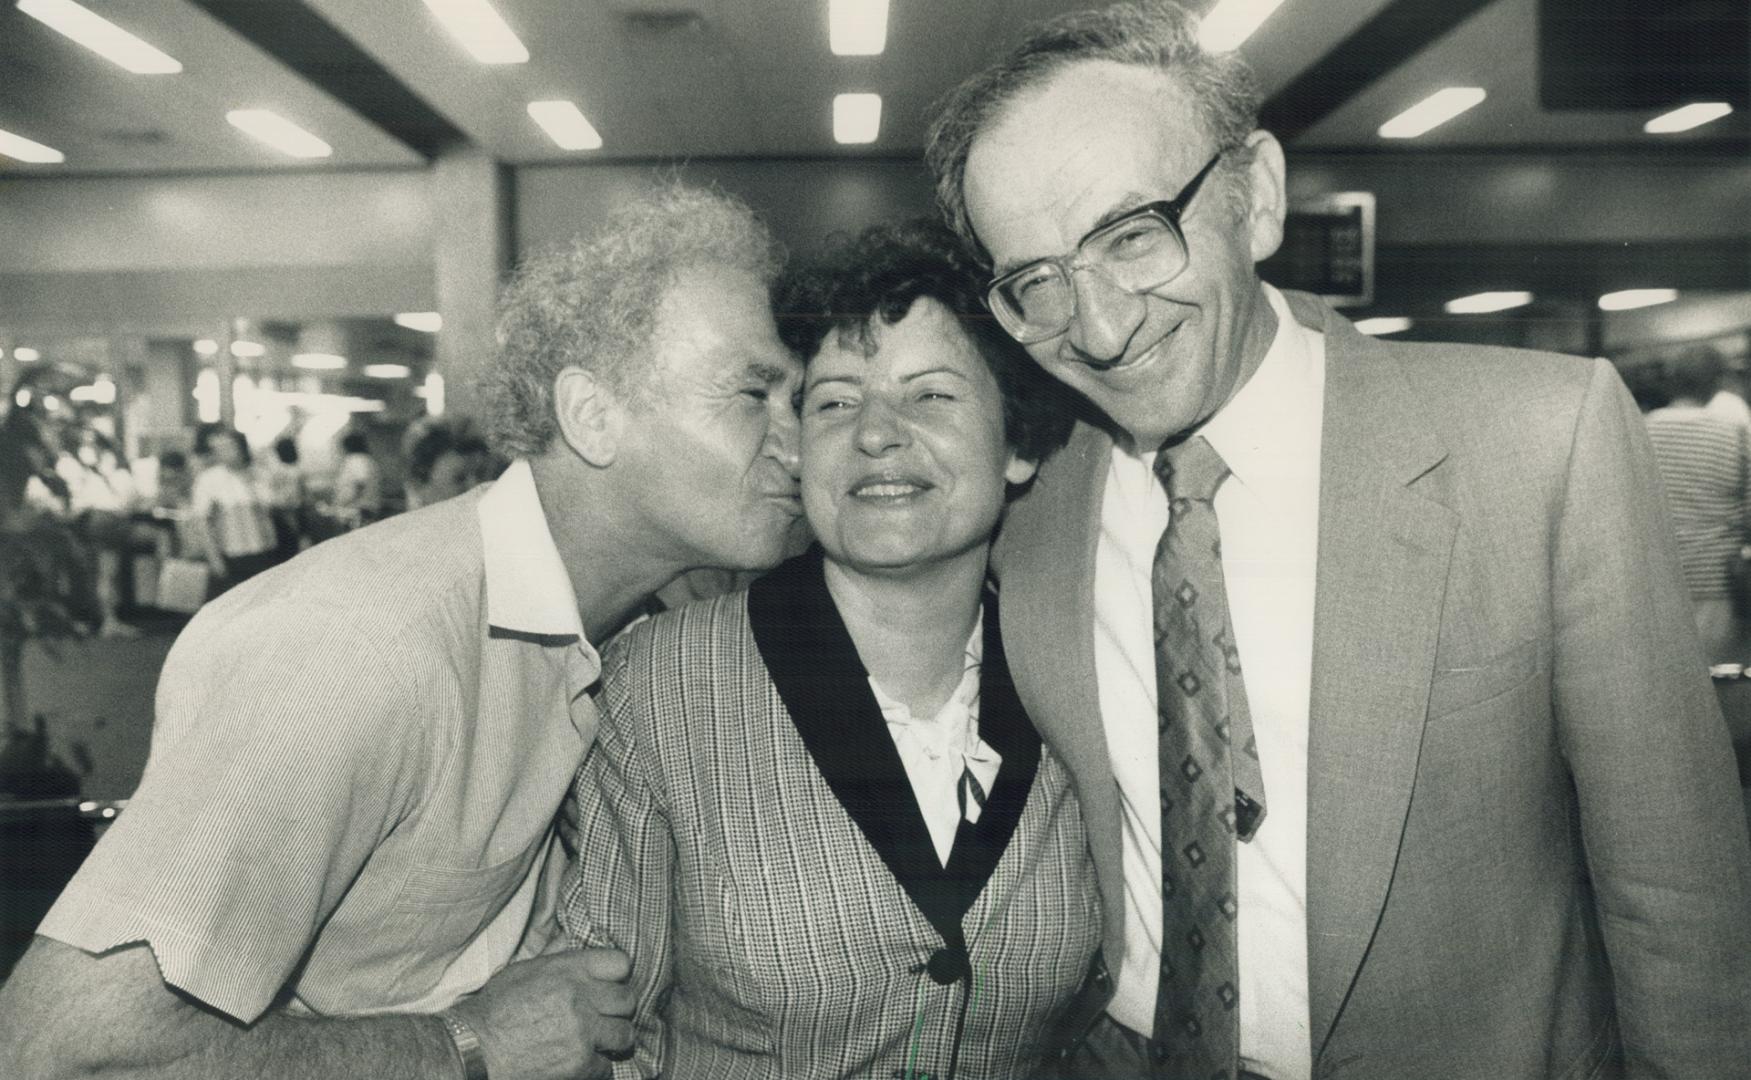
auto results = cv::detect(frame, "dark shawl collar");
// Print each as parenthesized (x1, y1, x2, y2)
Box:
(747, 546, 1042, 949)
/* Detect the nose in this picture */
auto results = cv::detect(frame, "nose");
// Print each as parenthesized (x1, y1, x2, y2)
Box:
(1062, 268, 1146, 366)
(854, 397, 907, 457)
(763, 396, 801, 477)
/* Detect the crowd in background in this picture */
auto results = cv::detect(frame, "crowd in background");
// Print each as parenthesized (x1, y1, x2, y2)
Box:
(14, 412, 499, 634)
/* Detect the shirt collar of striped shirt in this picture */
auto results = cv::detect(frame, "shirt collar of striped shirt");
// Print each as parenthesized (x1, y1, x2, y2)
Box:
(478, 458, 591, 649)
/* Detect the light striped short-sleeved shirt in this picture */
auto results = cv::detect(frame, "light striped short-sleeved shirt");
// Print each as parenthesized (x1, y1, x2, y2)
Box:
(1644, 404, 1751, 599)
(39, 459, 600, 1021)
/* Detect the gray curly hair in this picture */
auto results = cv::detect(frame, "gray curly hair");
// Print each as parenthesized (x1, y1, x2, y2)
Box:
(481, 182, 783, 458)
(925, 1, 1261, 261)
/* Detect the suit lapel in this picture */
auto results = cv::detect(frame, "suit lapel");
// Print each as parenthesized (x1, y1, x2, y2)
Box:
(748, 547, 1039, 947)
(1294, 294, 1458, 1055)
(992, 423, 1127, 953)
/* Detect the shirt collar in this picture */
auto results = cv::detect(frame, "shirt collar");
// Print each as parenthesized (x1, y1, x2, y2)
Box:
(1190, 283, 1326, 493)
(478, 459, 588, 646)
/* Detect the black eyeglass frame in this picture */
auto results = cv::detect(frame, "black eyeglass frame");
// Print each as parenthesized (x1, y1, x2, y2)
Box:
(984, 150, 1226, 344)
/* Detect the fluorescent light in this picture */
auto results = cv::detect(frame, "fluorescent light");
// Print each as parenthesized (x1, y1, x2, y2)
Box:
(424, 372, 446, 417)
(1379, 87, 1486, 139)
(422, 0, 528, 64)
(193, 369, 220, 423)
(193, 338, 219, 356)
(527, 101, 603, 151)
(394, 312, 443, 333)
(833, 93, 882, 144)
(17, 0, 182, 74)
(1599, 288, 1678, 311)
(1444, 290, 1533, 315)
(14, 347, 41, 363)
(0, 126, 65, 164)
(292, 352, 348, 370)
(363, 363, 411, 379)
(830, 0, 889, 56)
(229, 339, 266, 358)
(1355, 316, 1413, 336)
(226, 109, 332, 159)
(1199, 0, 1286, 53)
(1644, 103, 1733, 134)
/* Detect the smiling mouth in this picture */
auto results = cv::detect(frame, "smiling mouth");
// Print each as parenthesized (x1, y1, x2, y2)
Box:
(1082, 322, 1182, 374)
(850, 478, 932, 499)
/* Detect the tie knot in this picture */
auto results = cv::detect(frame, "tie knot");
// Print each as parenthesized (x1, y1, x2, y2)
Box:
(1153, 435, 1230, 503)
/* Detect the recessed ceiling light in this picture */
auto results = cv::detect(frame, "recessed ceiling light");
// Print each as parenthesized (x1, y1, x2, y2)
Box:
(363, 363, 412, 379)
(830, 0, 889, 56)
(292, 352, 348, 370)
(193, 338, 219, 356)
(1598, 288, 1678, 311)
(527, 101, 603, 151)
(229, 340, 266, 358)
(17, 0, 182, 74)
(1379, 87, 1486, 139)
(1644, 103, 1733, 134)
(422, 0, 529, 64)
(1355, 316, 1413, 336)
(14, 347, 42, 363)
(227, 110, 333, 159)
(833, 93, 882, 144)
(1444, 290, 1532, 315)
(0, 126, 65, 164)
(1198, 0, 1286, 53)
(394, 312, 443, 333)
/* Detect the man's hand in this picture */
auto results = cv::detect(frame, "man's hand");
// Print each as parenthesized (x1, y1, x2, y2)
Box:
(447, 948, 634, 1080)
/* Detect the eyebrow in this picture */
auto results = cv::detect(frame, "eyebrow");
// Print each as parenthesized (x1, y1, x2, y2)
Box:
(993, 190, 1155, 276)
(746, 359, 794, 384)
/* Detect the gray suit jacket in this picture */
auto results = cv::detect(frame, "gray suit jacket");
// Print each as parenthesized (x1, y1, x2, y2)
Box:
(994, 291, 1751, 1078)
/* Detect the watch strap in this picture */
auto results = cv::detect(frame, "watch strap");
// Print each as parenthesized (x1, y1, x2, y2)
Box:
(438, 1010, 489, 1080)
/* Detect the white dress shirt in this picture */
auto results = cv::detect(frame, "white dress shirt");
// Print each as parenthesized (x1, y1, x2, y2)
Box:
(1095, 285, 1324, 1079)
(869, 612, 1004, 866)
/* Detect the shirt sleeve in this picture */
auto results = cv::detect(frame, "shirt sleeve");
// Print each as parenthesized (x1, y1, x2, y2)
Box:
(558, 645, 675, 1080)
(36, 605, 428, 1022)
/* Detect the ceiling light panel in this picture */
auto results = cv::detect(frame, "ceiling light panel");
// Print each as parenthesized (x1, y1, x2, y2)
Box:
(1444, 290, 1533, 315)
(394, 312, 444, 333)
(227, 110, 333, 159)
(422, 0, 529, 64)
(1598, 288, 1678, 311)
(833, 93, 881, 144)
(1198, 0, 1286, 53)
(292, 352, 348, 370)
(1644, 103, 1733, 134)
(0, 126, 65, 164)
(1379, 87, 1486, 139)
(363, 364, 412, 379)
(527, 101, 603, 150)
(829, 0, 889, 56)
(17, 0, 183, 74)
(1354, 317, 1413, 336)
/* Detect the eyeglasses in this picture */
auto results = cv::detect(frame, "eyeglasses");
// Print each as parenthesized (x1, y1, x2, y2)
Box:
(984, 152, 1224, 344)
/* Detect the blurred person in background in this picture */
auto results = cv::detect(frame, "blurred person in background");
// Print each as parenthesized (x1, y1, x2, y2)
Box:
(0, 181, 806, 1080)
(54, 424, 143, 637)
(403, 418, 482, 511)
(259, 435, 308, 563)
(563, 221, 1092, 1079)
(332, 429, 384, 527)
(927, 3, 1751, 1076)
(1644, 347, 1751, 663)
(190, 425, 277, 593)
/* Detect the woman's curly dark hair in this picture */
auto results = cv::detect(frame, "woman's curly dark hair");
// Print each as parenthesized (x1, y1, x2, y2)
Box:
(775, 218, 1075, 467)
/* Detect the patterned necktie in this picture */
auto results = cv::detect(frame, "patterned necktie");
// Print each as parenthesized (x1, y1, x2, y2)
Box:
(1150, 435, 1267, 1079)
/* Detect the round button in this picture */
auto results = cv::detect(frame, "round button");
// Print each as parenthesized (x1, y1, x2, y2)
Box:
(926, 945, 970, 985)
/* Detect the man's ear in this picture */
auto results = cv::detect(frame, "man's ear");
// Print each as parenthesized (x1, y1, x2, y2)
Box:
(553, 365, 626, 468)
(1242, 129, 1288, 264)
(1004, 453, 1039, 486)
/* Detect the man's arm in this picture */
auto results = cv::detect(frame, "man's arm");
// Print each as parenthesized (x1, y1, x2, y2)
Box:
(1551, 358, 1751, 1074)
(0, 936, 634, 1080)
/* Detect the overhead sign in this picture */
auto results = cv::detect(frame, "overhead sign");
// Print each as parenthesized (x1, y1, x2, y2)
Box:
(1260, 191, 1375, 308)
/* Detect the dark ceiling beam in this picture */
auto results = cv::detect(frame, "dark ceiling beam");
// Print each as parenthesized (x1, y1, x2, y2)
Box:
(1260, 0, 1499, 141)
(183, 0, 465, 160)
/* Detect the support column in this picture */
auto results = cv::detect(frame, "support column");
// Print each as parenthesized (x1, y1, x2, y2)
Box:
(432, 147, 514, 425)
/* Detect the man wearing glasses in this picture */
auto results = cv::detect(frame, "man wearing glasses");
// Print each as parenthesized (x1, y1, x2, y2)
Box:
(927, 3, 1751, 1079)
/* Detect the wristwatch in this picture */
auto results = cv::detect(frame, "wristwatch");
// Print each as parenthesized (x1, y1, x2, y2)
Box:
(438, 1010, 489, 1080)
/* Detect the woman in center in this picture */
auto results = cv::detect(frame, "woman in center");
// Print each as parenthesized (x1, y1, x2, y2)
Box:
(560, 220, 1101, 1079)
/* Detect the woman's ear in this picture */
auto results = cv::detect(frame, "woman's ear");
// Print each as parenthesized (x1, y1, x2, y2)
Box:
(1004, 453, 1040, 486)
(553, 366, 626, 468)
